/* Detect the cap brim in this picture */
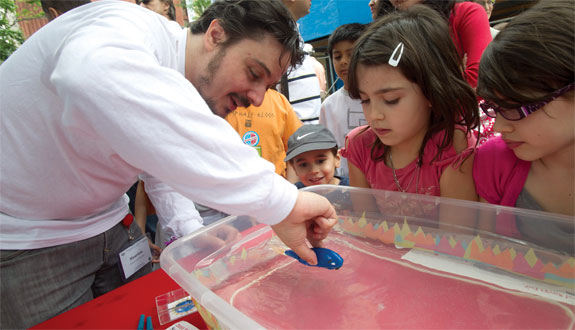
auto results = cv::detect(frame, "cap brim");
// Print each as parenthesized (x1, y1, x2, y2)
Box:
(284, 142, 337, 161)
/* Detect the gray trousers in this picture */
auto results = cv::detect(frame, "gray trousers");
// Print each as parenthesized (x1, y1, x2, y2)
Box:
(0, 220, 152, 329)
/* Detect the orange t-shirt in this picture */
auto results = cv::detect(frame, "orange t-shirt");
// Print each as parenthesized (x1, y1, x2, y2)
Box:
(226, 90, 302, 177)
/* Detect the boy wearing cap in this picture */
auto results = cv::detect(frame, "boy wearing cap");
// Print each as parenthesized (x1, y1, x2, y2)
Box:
(285, 125, 349, 189)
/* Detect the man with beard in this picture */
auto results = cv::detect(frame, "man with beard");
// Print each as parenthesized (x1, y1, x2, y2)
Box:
(0, 0, 337, 328)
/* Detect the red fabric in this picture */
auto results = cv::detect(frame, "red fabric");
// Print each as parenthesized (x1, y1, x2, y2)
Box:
(31, 269, 207, 330)
(122, 213, 134, 228)
(473, 136, 531, 238)
(449, 2, 493, 88)
(342, 126, 475, 197)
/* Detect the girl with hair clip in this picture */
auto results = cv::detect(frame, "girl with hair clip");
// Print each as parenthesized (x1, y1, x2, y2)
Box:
(342, 5, 479, 228)
(474, 0, 574, 251)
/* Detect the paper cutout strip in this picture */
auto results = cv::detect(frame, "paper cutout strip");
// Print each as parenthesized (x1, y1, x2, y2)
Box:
(339, 213, 575, 289)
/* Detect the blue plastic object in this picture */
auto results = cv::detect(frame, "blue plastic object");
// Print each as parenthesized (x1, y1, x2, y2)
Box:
(174, 299, 195, 313)
(146, 316, 153, 330)
(137, 314, 145, 330)
(285, 247, 344, 270)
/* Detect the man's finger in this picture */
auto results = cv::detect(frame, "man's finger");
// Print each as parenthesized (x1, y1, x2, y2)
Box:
(314, 216, 338, 231)
(290, 244, 318, 265)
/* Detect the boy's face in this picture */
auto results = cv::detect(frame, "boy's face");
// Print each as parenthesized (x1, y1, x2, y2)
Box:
(332, 40, 355, 88)
(291, 149, 340, 187)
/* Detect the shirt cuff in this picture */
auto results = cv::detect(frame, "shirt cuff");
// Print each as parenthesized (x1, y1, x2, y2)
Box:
(250, 174, 298, 225)
(179, 219, 204, 237)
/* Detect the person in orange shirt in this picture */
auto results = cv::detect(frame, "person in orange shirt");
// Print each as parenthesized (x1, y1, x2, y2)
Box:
(226, 89, 302, 178)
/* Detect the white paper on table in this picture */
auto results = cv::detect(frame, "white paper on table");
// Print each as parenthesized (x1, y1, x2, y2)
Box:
(401, 249, 575, 305)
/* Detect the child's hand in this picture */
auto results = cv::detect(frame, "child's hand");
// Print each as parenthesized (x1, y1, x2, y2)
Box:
(147, 239, 162, 263)
(194, 225, 239, 250)
(271, 191, 337, 265)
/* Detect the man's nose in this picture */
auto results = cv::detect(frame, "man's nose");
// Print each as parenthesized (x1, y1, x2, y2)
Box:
(247, 85, 267, 107)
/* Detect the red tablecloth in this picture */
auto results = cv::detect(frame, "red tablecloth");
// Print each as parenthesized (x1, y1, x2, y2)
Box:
(31, 269, 207, 330)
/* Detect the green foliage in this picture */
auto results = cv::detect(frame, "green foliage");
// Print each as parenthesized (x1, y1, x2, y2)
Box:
(0, 0, 25, 63)
(188, 0, 211, 20)
(16, 0, 45, 21)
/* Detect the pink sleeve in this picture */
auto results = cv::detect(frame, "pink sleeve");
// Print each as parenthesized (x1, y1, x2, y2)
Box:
(473, 137, 531, 239)
(431, 127, 476, 171)
(341, 125, 370, 172)
(450, 2, 492, 88)
(472, 136, 530, 207)
(473, 137, 504, 205)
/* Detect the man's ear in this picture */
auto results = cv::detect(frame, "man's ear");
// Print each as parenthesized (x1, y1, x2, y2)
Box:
(47, 7, 61, 21)
(204, 19, 228, 52)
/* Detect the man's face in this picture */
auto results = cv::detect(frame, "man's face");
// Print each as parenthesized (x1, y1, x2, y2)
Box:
(194, 35, 290, 118)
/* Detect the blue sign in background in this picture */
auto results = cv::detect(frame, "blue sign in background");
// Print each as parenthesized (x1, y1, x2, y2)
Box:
(298, 0, 372, 42)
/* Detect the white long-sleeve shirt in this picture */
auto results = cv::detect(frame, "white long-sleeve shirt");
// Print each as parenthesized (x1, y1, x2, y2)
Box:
(283, 54, 322, 123)
(0, 0, 297, 249)
(319, 88, 366, 177)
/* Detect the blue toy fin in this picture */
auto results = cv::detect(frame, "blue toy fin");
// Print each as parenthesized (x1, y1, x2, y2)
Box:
(285, 247, 343, 270)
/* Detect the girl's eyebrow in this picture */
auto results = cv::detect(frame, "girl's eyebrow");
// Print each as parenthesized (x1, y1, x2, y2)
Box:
(375, 87, 402, 94)
(359, 87, 403, 95)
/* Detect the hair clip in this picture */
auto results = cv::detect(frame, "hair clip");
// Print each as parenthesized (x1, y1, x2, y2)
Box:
(388, 42, 404, 67)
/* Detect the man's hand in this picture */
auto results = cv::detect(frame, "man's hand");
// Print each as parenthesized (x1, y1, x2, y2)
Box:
(271, 191, 337, 265)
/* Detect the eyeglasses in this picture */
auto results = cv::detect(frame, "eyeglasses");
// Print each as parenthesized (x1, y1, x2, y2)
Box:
(479, 83, 574, 121)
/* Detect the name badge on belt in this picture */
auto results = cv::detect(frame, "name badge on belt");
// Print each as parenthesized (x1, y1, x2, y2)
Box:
(118, 214, 152, 280)
(119, 236, 152, 280)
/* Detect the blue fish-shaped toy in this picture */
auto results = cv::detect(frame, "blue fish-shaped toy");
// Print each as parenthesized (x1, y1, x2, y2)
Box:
(285, 247, 344, 270)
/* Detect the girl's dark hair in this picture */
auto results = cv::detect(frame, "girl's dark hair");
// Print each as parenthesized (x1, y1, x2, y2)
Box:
(327, 23, 367, 58)
(420, 0, 457, 20)
(347, 5, 478, 164)
(373, 0, 396, 20)
(163, 0, 176, 22)
(190, 0, 304, 68)
(477, 0, 574, 107)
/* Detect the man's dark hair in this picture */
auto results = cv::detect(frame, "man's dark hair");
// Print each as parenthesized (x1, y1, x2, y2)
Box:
(40, 0, 90, 18)
(327, 23, 366, 58)
(190, 0, 304, 68)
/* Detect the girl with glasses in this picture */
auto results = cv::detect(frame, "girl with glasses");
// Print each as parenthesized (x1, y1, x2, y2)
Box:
(473, 0, 574, 248)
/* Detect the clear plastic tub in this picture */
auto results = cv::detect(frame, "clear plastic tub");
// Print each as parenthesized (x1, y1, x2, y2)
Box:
(161, 186, 574, 329)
